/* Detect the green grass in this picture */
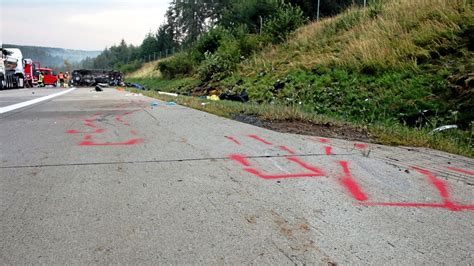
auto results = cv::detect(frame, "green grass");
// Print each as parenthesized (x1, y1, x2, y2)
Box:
(132, 89, 473, 158)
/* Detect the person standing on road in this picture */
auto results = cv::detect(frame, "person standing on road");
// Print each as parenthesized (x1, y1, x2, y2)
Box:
(38, 72, 44, 87)
(64, 72, 69, 88)
(58, 71, 65, 87)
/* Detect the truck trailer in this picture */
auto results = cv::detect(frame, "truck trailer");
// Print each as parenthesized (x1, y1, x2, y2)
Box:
(1, 48, 25, 89)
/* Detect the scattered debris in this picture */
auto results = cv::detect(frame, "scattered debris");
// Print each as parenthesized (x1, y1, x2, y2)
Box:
(429, 125, 458, 134)
(219, 90, 249, 102)
(94, 85, 103, 92)
(150, 101, 177, 107)
(207, 95, 220, 101)
(130, 83, 145, 90)
(273, 79, 285, 91)
(157, 91, 178, 97)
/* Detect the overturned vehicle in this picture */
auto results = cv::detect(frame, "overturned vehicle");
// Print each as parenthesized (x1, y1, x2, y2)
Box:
(70, 69, 124, 87)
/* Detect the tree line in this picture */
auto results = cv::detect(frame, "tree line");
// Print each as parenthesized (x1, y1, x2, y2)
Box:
(82, 0, 367, 73)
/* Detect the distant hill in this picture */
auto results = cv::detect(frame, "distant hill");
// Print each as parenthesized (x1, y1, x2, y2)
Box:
(2, 44, 101, 68)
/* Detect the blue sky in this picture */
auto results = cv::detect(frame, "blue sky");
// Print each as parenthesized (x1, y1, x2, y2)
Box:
(1, 0, 170, 50)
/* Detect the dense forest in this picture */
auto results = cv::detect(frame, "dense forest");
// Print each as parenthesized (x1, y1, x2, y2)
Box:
(85, 0, 365, 72)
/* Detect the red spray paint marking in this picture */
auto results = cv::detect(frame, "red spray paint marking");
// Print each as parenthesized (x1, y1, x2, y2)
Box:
(84, 122, 97, 129)
(362, 202, 474, 210)
(229, 154, 251, 167)
(79, 138, 144, 146)
(412, 166, 456, 209)
(66, 128, 105, 134)
(83, 134, 93, 140)
(247, 134, 273, 145)
(225, 136, 241, 145)
(324, 146, 333, 155)
(94, 128, 105, 133)
(130, 130, 138, 135)
(229, 154, 325, 179)
(312, 137, 329, 143)
(360, 166, 474, 211)
(446, 166, 474, 176)
(286, 157, 325, 176)
(354, 143, 368, 149)
(338, 161, 368, 201)
(115, 116, 124, 123)
(278, 145, 295, 155)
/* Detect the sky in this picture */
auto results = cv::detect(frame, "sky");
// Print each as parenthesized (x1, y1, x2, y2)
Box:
(1, 0, 170, 51)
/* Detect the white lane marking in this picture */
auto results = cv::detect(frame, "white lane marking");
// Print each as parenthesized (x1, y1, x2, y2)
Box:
(0, 88, 76, 114)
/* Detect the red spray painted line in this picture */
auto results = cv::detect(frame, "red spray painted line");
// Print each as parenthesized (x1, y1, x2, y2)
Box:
(83, 134, 93, 140)
(229, 154, 251, 167)
(338, 161, 368, 201)
(79, 138, 144, 146)
(66, 128, 105, 134)
(361, 202, 474, 210)
(84, 122, 98, 129)
(247, 134, 273, 145)
(412, 166, 450, 199)
(130, 130, 138, 135)
(446, 166, 474, 176)
(354, 143, 368, 149)
(278, 145, 295, 155)
(115, 116, 124, 122)
(324, 146, 333, 155)
(225, 136, 241, 145)
(316, 138, 330, 143)
(286, 157, 325, 176)
(411, 166, 460, 210)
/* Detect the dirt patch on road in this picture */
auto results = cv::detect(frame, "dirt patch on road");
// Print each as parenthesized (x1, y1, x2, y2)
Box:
(232, 114, 372, 143)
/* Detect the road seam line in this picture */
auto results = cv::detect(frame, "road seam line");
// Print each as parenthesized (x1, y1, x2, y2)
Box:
(0, 153, 354, 169)
(0, 88, 76, 114)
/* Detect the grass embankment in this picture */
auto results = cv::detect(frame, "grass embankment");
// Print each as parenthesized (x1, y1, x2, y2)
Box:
(127, 0, 474, 157)
(134, 89, 473, 157)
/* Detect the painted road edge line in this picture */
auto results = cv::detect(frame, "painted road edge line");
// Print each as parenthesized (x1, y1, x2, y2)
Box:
(0, 88, 76, 114)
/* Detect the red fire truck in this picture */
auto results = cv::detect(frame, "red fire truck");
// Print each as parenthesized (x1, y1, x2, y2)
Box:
(37, 68, 58, 86)
(23, 59, 58, 87)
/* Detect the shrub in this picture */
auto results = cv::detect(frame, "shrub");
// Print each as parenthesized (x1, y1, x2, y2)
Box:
(263, 3, 307, 44)
(158, 52, 195, 79)
(119, 60, 143, 74)
(198, 51, 235, 81)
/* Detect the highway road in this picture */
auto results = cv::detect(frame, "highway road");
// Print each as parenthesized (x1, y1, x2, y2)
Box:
(1, 87, 473, 264)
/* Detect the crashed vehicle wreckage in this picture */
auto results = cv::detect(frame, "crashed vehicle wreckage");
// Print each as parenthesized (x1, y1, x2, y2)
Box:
(69, 69, 125, 87)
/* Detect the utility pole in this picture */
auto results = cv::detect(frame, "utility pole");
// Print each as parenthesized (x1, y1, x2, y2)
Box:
(364, 0, 367, 7)
(317, 0, 320, 22)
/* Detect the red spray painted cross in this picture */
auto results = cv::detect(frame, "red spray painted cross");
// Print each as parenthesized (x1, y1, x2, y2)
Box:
(66, 111, 144, 146)
(226, 134, 474, 212)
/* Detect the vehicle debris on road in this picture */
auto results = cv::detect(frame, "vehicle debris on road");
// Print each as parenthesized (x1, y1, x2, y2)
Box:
(429, 125, 458, 134)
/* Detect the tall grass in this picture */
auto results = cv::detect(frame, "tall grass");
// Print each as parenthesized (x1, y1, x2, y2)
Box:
(241, 0, 473, 75)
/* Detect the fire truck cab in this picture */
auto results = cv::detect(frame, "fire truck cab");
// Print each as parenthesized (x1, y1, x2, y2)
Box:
(37, 68, 58, 87)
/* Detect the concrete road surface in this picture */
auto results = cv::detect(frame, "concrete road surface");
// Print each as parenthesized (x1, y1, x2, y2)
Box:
(1, 87, 473, 264)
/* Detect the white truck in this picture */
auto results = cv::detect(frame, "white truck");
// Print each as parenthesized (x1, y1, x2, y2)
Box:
(1, 48, 25, 89)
